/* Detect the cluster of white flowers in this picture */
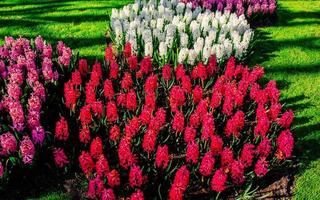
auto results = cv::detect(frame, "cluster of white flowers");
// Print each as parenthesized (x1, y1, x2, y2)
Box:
(110, 0, 254, 65)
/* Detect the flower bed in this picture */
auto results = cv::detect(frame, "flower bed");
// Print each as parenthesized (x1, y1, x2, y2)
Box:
(109, 0, 253, 66)
(59, 45, 294, 199)
(0, 36, 72, 178)
(181, 0, 277, 20)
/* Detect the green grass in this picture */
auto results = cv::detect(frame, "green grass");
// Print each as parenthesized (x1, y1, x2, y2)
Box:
(27, 192, 70, 200)
(0, 0, 319, 199)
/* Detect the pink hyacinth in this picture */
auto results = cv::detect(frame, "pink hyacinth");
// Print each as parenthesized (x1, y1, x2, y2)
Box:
(42, 57, 54, 82)
(0, 132, 17, 156)
(0, 162, 3, 178)
(35, 36, 44, 52)
(31, 126, 45, 145)
(20, 136, 35, 164)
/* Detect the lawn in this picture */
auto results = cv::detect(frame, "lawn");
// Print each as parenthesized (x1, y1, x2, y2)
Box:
(0, 0, 319, 199)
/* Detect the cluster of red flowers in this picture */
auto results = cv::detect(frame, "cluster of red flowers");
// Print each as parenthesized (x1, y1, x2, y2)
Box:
(61, 43, 294, 199)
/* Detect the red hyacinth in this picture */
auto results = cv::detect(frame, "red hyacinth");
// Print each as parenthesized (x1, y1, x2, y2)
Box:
(71, 70, 82, 85)
(175, 64, 186, 81)
(192, 85, 203, 104)
(90, 62, 102, 86)
(256, 137, 271, 158)
(96, 155, 109, 177)
(222, 82, 236, 116)
(79, 126, 91, 144)
(169, 165, 190, 200)
(266, 80, 280, 104)
(85, 82, 96, 104)
(189, 112, 201, 128)
(90, 137, 103, 159)
(162, 64, 171, 82)
(221, 147, 234, 168)
(181, 75, 192, 93)
(276, 129, 294, 160)
(201, 113, 215, 140)
(199, 151, 215, 177)
(278, 110, 294, 128)
(139, 107, 152, 125)
(64, 81, 80, 110)
(155, 145, 170, 169)
(184, 127, 196, 143)
(269, 103, 282, 121)
(55, 117, 69, 141)
(101, 188, 116, 200)
(210, 90, 223, 110)
(78, 58, 89, 76)
(106, 101, 118, 123)
(240, 143, 255, 168)
(210, 135, 223, 155)
(144, 74, 158, 94)
(142, 129, 157, 153)
(249, 65, 265, 83)
(231, 160, 245, 185)
(126, 89, 137, 111)
(105, 45, 113, 61)
(118, 138, 136, 169)
(109, 60, 119, 80)
(225, 110, 245, 138)
(254, 106, 270, 137)
(53, 148, 69, 168)
(127, 55, 138, 70)
(211, 168, 227, 192)
(207, 55, 218, 76)
(139, 56, 152, 75)
(225, 57, 236, 79)
(103, 79, 114, 100)
(107, 169, 121, 187)
(80, 105, 92, 125)
(109, 125, 120, 142)
(117, 92, 126, 107)
(186, 140, 199, 164)
(191, 62, 207, 81)
(169, 86, 185, 112)
(129, 165, 144, 188)
(79, 151, 95, 176)
(124, 42, 132, 58)
(172, 110, 184, 133)
(121, 72, 133, 90)
(130, 189, 144, 200)
(254, 157, 268, 177)
(91, 101, 103, 118)
(145, 91, 156, 110)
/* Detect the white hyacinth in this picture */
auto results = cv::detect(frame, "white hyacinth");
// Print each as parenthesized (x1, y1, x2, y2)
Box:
(188, 49, 198, 65)
(159, 42, 168, 58)
(178, 48, 189, 63)
(110, 0, 254, 65)
(145, 42, 153, 57)
(180, 33, 189, 48)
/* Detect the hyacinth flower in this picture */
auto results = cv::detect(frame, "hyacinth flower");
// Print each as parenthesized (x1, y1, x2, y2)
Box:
(180, 0, 277, 19)
(58, 45, 294, 199)
(109, 0, 254, 67)
(0, 36, 72, 177)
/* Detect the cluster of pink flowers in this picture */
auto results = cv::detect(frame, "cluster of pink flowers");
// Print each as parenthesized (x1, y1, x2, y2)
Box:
(182, 0, 277, 17)
(0, 36, 72, 175)
(59, 43, 294, 199)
